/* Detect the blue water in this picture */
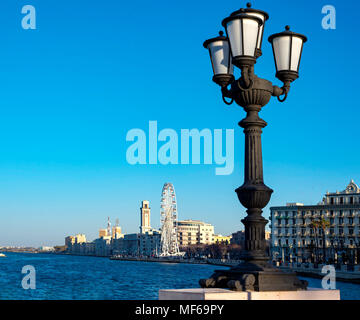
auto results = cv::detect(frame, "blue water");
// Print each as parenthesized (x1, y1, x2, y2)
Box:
(0, 252, 359, 300)
(0, 252, 228, 300)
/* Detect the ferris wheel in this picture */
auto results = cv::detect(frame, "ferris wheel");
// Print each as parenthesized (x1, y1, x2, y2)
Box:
(160, 183, 180, 256)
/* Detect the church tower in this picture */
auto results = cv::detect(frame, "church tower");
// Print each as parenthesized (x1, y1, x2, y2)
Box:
(140, 200, 151, 234)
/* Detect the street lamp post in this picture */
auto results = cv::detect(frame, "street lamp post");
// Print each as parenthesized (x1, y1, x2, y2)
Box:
(201, 3, 308, 291)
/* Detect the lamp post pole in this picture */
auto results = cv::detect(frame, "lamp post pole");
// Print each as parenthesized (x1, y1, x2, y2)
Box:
(201, 3, 308, 291)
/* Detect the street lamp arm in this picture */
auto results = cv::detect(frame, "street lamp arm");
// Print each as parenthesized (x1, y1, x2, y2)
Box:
(221, 87, 234, 105)
(272, 81, 291, 102)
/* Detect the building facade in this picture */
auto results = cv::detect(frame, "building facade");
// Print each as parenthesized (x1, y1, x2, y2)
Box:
(230, 230, 245, 246)
(270, 180, 360, 263)
(112, 226, 123, 239)
(65, 236, 75, 250)
(214, 234, 232, 244)
(231, 230, 270, 246)
(99, 229, 107, 238)
(177, 220, 215, 246)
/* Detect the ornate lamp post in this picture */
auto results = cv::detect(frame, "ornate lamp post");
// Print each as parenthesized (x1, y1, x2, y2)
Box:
(201, 3, 308, 291)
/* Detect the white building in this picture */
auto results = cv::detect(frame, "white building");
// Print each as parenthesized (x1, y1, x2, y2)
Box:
(270, 180, 360, 263)
(177, 220, 215, 246)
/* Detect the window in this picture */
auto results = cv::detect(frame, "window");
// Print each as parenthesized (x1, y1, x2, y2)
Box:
(331, 198, 334, 205)
(340, 197, 344, 204)
(350, 197, 354, 204)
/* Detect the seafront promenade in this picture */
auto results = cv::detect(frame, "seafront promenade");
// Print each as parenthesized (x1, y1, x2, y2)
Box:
(109, 255, 360, 284)
(278, 264, 360, 283)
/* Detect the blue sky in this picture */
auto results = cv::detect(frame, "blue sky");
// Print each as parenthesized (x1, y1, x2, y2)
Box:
(0, 0, 358, 247)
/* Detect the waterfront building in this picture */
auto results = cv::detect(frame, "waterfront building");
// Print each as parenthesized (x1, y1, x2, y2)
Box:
(112, 233, 139, 256)
(112, 226, 123, 239)
(75, 234, 86, 243)
(214, 234, 232, 244)
(95, 236, 112, 256)
(70, 234, 87, 254)
(140, 200, 152, 234)
(83, 241, 95, 255)
(177, 220, 215, 246)
(230, 230, 245, 245)
(99, 229, 108, 238)
(38, 246, 54, 251)
(140, 230, 161, 256)
(231, 230, 270, 246)
(65, 236, 75, 249)
(270, 180, 360, 263)
(65, 234, 89, 255)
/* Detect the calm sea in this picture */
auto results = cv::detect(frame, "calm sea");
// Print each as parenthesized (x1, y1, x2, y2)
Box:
(0, 252, 359, 300)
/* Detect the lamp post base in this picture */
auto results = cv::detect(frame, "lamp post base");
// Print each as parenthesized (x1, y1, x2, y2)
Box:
(199, 261, 308, 291)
